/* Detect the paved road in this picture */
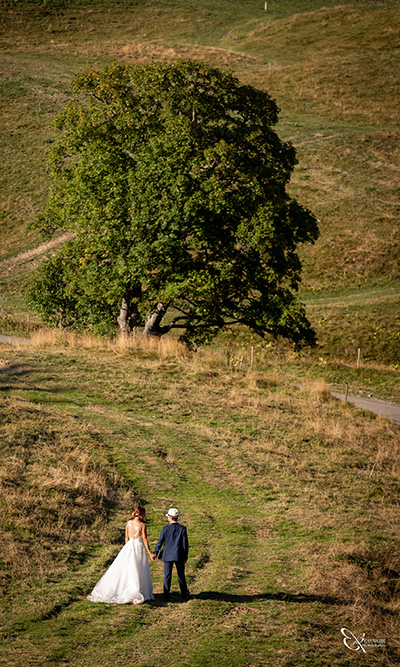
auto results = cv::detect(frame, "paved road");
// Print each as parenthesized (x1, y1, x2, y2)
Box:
(332, 392, 400, 425)
(0, 334, 31, 346)
(1, 334, 400, 426)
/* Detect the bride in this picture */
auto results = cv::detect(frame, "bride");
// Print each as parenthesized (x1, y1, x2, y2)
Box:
(87, 506, 154, 604)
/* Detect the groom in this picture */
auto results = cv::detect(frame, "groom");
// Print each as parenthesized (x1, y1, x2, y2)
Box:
(152, 507, 190, 602)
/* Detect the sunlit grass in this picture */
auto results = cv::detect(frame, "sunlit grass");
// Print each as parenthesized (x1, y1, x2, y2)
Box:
(1, 336, 399, 666)
(0, 3, 399, 665)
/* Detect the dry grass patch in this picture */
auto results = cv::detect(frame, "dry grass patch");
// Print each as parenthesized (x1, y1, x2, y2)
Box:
(29, 327, 193, 360)
(309, 540, 400, 640)
(0, 395, 136, 590)
(301, 378, 332, 402)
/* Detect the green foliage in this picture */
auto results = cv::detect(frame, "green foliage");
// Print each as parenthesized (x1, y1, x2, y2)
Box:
(31, 60, 319, 344)
(29, 240, 130, 335)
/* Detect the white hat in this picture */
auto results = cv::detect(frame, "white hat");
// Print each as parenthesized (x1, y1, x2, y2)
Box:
(166, 507, 180, 518)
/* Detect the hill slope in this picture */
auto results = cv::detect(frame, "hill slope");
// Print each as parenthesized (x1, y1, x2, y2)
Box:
(0, 0, 399, 361)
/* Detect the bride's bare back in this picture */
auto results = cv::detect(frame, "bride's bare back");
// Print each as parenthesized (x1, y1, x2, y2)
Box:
(125, 518, 152, 557)
(126, 519, 142, 540)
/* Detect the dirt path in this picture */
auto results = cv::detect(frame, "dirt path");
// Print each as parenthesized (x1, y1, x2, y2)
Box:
(0, 232, 75, 277)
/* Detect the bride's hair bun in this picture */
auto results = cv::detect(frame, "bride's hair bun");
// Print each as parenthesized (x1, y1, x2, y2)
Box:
(133, 506, 146, 517)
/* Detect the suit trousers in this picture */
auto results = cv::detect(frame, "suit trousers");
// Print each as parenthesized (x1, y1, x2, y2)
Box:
(163, 560, 188, 599)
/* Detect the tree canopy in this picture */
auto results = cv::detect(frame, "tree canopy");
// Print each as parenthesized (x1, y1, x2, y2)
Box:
(30, 60, 319, 345)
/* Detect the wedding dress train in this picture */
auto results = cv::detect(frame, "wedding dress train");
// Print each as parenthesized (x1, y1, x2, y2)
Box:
(87, 523, 154, 604)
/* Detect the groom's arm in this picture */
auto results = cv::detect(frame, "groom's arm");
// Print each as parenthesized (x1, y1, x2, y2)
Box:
(182, 527, 189, 561)
(154, 526, 166, 557)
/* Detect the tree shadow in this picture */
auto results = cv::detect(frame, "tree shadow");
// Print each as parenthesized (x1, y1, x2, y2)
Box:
(0, 363, 33, 376)
(0, 364, 37, 391)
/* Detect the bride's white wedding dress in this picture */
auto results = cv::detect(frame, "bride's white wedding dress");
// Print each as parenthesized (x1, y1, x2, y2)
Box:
(87, 521, 154, 604)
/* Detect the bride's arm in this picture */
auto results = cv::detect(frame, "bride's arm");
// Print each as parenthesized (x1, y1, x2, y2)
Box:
(125, 521, 129, 543)
(141, 523, 152, 557)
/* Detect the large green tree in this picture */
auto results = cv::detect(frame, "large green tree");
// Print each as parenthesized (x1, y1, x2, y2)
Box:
(31, 60, 319, 344)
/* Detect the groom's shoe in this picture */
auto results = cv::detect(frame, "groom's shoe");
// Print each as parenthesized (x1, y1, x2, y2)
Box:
(182, 590, 191, 601)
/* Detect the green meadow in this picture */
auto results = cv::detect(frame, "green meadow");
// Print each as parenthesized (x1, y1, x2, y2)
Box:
(1, 334, 399, 666)
(0, 2, 399, 665)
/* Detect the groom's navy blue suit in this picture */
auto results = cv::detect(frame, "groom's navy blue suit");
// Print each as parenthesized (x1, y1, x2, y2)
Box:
(154, 521, 189, 600)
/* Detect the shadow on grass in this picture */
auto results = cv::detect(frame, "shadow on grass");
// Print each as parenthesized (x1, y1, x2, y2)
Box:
(193, 591, 344, 606)
(0, 364, 33, 376)
(150, 591, 344, 606)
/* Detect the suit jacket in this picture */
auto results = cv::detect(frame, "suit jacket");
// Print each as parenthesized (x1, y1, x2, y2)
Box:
(154, 522, 189, 562)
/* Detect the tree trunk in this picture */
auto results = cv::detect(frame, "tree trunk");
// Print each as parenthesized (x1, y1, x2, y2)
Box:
(141, 302, 169, 338)
(117, 296, 138, 336)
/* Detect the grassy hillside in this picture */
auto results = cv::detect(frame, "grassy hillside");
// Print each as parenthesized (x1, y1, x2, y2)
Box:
(1, 334, 399, 666)
(0, 0, 399, 362)
(0, 5, 399, 664)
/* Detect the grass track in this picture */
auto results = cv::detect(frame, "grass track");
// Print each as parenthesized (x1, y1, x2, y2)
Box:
(1, 339, 399, 665)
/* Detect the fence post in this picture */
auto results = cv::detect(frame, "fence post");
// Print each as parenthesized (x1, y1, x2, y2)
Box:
(344, 382, 349, 403)
(250, 346, 254, 371)
(357, 348, 361, 369)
